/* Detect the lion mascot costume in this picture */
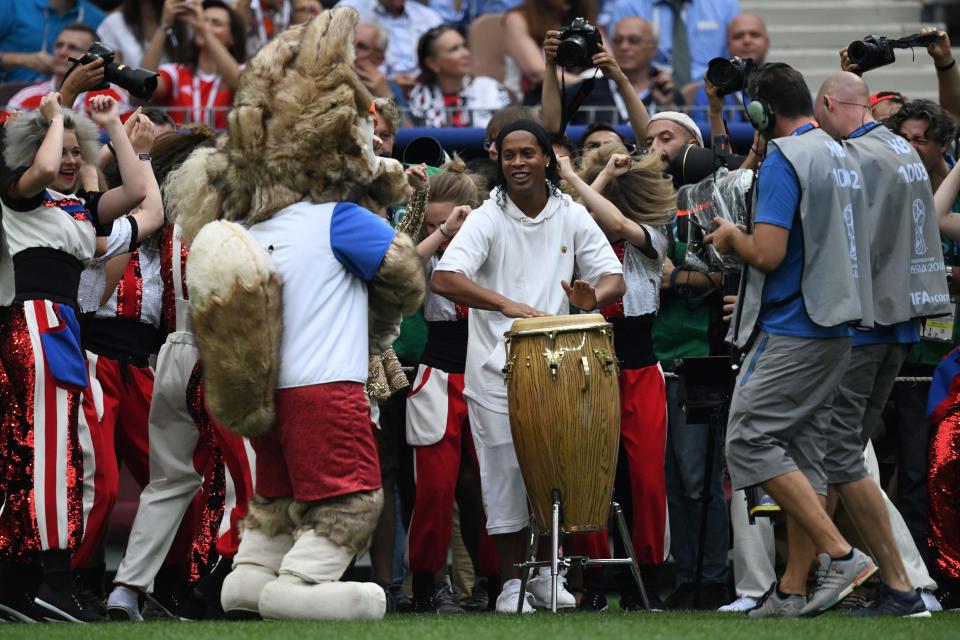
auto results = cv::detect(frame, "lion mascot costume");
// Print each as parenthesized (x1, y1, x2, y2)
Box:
(162, 8, 424, 620)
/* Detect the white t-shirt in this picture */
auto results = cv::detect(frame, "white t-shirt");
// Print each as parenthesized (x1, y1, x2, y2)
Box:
(77, 216, 134, 313)
(97, 11, 157, 69)
(247, 200, 395, 389)
(621, 226, 668, 317)
(424, 255, 459, 322)
(435, 190, 623, 413)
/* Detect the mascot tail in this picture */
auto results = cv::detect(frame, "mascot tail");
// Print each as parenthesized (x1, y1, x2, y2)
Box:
(187, 220, 282, 437)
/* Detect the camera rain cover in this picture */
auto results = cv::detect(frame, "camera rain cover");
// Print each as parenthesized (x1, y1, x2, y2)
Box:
(677, 167, 754, 273)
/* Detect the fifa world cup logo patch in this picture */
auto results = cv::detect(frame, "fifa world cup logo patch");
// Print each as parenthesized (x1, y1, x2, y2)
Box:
(913, 199, 927, 256)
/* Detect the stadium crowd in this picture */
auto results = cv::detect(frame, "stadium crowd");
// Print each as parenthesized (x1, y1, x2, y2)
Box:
(0, 0, 959, 625)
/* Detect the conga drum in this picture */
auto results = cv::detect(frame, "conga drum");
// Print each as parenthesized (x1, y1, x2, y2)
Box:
(503, 314, 620, 533)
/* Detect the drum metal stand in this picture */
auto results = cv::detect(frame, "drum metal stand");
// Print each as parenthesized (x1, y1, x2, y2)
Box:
(515, 497, 652, 614)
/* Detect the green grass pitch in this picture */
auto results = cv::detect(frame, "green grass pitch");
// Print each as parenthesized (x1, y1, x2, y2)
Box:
(1, 611, 958, 639)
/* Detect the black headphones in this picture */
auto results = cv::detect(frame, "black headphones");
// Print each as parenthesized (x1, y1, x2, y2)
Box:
(745, 63, 791, 135)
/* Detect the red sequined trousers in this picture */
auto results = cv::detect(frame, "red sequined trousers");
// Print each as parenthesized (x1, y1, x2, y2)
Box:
(73, 352, 153, 568)
(929, 375, 960, 580)
(0, 301, 83, 557)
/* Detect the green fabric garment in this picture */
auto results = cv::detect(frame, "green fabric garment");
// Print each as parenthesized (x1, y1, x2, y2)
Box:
(652, 228, 712, 371)
(392, 306, 428, 364)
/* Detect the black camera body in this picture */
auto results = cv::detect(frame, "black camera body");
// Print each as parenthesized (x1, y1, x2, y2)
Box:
(846, 31, 939, 73)
(706, 56, 756, 97)
(555, 18, 603, 69)
(72, 42, 159, 101)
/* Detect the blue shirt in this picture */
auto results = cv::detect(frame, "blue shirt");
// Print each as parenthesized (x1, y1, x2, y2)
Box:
(335, 0, 444, 78)
(755, 126, 852, 339)
(428, 0, 521, 27)
(690, 84, 747, 138)
(844, 120, 921, 347)
(605, 0, 739, 82)
(0, 0, 105, 83)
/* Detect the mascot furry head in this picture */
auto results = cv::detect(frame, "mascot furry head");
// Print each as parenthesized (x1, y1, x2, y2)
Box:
(170, 7, 409, 243)
(172, 8, 422, 438)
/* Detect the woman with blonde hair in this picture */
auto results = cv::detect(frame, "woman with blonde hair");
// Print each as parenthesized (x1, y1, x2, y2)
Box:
(0, 93, 150, 623)
(558, 142, 676, 611)
(405, 159, 493, 613)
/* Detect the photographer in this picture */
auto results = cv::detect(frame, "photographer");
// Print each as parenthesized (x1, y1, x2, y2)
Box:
(705, 63, 876, 618)
(142, 0, 245, 128)
(5, 24, 131, 118)
(840, 27, 959, 123)
(551, 17, 683, 128)
(541, 28, 651, 147)
(689, 14, 770, 136)
(784, 70, 945, 617)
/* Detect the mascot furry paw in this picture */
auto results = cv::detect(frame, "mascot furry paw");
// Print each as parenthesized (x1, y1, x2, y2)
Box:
(170, 7, 424, 620)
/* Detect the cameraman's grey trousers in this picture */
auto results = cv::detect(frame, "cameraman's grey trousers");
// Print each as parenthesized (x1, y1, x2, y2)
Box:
(725, 333, 851, 496)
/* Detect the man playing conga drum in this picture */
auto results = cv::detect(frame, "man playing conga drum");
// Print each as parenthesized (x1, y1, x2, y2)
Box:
(432, 120, 625, 613)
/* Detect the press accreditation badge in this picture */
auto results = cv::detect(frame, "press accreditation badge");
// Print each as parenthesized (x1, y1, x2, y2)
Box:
(923, 298, 958, 342)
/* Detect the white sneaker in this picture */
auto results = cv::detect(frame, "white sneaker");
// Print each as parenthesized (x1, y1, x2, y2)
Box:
(495, 579, 535, 614)
(526, 569, 576, 610)
(920, 590, 943, 613)
(106, 586, 143, 622)
(718, 595, 759, 612)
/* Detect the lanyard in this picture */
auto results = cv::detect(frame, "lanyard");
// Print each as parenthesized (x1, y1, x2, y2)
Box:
(252, 0, 291, 47)
(193, 72, 222, 124)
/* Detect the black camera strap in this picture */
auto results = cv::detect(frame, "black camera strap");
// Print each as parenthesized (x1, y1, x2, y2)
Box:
(559, 69, 598, 136)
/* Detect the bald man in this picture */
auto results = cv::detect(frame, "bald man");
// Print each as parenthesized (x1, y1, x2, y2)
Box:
(691, 14, 770, 133)
(780, 71, 949, 617)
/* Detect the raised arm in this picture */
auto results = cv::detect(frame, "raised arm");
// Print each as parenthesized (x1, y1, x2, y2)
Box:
(924, 28, 960, 123)
(558, 154, 651, 251)
(182, 1, 242, 90)
(8, 93, 66, 199)
(592, 44, 649, 144)
(416, 205, 471, 263)
(91, 96, 151, 222)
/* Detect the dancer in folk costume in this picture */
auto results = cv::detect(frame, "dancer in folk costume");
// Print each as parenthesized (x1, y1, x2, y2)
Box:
(104, 129, 256, 622)
(168, 8, 423, 620)
(0, 94, 149, 622)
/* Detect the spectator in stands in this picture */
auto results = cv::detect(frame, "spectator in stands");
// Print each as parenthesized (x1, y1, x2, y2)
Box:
(0, 0, 106, 84)
(335, 0, 444, 92)
(606, 0, 739, 90)
(870, 91, 906, 122)
(503, 0, 595, 104)
(355, 21, 406, 104)
(408, 26, 511, 128)
(142, 0, 245, 129)
(689, 12, 768, 135)
(427, 0, 522, 29)
(292, 0, 323, 23)
(552, 17, 681, 129)
(6, 23, 131, 117)
(96, 1, 185, 68)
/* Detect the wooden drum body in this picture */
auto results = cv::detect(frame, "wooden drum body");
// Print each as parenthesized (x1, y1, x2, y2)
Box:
(503, 314, 620, 533)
